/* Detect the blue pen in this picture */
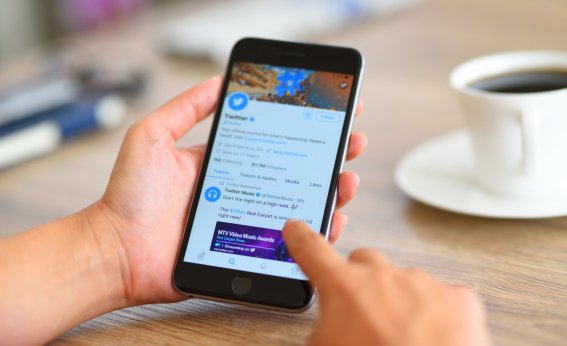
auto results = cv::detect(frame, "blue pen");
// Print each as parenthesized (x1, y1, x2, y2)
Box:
(0, 76, 80, 127)
(0, 95, 125, 170)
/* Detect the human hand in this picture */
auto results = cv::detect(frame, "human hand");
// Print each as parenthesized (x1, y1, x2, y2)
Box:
(282, 220, 492, 346)
(86, 77, 368, 306)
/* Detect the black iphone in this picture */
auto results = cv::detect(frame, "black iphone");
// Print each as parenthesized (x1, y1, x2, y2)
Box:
(173, 38, 364, 311)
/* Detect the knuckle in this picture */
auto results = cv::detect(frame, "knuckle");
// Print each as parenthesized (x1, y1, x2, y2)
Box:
(178, 93, 198, 118)
(125, 122, 142, 137)
(127, 119, 165, 145)
(126, 120, 151, 139)
(348, 248, 386, 265)
(349, 248, 372, 259)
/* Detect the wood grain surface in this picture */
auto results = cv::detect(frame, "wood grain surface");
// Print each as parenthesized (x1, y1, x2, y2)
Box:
(1, 0, 566, 345)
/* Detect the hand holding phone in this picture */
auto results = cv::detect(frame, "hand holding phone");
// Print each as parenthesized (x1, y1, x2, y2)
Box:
(82, 45, 366, 307)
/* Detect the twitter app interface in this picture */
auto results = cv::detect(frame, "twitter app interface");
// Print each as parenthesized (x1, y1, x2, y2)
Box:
(185, 62, 354, 279)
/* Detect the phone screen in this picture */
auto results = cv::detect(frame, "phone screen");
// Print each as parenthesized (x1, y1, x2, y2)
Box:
(184, 61, 354, 279)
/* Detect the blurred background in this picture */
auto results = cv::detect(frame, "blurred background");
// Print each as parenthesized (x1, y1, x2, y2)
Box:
(0, 0, 416, 62)
(0, 0, 418, 171)
(0, 0, 419, 232)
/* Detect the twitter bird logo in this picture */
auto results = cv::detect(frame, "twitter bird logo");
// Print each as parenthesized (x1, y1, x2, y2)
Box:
(227, 92, 249, 111)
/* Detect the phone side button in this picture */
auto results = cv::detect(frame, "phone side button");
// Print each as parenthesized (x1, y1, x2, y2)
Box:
(231, 276, 252, 295)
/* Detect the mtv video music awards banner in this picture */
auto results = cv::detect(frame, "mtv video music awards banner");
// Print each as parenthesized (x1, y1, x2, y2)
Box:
(209, 221, 292, 262)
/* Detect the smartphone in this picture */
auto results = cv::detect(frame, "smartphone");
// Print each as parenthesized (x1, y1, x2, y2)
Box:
(173, 38, 364, 311)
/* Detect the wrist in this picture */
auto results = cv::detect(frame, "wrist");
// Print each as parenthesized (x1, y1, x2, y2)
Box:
(0, 202, 133, 344)
(78, 201, 133, 309)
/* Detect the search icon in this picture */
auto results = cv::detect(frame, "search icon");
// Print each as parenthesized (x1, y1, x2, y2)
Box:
(229, 258, 235, 265)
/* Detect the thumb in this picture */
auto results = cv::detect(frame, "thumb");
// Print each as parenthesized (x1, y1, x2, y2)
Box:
(282, 219, 345, 289)
(147, 76, 222, 140)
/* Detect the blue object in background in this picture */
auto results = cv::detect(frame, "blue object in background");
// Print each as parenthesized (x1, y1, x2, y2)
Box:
(0, 76, 80, 127)
(0, 95, 125, 170)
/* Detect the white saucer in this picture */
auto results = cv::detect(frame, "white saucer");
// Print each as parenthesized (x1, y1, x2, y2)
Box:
(394, 131, 567, 219)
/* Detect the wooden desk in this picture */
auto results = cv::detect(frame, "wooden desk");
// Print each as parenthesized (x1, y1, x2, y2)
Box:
(1, 0, 566, 345)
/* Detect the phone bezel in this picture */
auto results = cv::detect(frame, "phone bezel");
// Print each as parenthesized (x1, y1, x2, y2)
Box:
(173, 38, 364, 311)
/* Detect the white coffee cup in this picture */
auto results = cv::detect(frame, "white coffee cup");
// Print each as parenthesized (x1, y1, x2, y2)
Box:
(451, 51, 567, 198)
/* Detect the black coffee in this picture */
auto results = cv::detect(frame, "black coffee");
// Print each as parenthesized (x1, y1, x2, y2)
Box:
(468, 70, 567, 93)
